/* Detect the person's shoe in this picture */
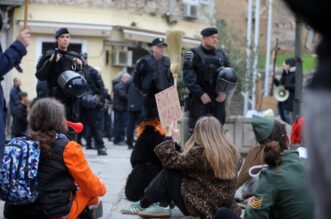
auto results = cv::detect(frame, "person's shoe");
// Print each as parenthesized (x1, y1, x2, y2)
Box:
(138, 203, 171, 218)
(120, 201, 145, 215)
(97, 148, 107, 156)
(79, 200, 103, 219)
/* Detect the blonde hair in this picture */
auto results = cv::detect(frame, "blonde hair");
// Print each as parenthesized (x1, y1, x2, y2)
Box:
(183, 116, 240, 180)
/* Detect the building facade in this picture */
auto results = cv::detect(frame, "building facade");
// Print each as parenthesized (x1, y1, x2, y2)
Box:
(1, 0, 216, 99)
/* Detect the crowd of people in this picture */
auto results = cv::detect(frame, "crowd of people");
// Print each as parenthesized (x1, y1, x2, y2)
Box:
(0, 0, 330, 217)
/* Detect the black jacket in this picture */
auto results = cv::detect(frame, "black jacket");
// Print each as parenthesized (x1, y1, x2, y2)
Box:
(113, 80, 129, 112)
(275, 70, 295, 111)
(35, 49, 82, 100)
(11, 103, 27, 137)
(127, 79, 144, 112)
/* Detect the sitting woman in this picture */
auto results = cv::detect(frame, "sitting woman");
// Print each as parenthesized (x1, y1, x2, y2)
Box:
(244, 115, 314, 219)
(125, 117, 167, 201)
(122, 116, 241, 218)
(4, 98, 106, 219)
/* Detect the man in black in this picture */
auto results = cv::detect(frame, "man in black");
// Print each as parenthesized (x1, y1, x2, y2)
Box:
(183, 27, 230, 131)
(134, 38, 174, 118)
(80, 53, 107, 155)
(273, 57, 296, 124)
(35, 28, 84, 122)
(11, 92, 28, 138)
(9, 77, 22, 118)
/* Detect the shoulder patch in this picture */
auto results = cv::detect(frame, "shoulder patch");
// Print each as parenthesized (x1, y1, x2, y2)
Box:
(250, 196, 263, 209)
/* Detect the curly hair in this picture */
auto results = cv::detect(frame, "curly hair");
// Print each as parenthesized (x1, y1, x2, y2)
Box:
(27, 98, 68, 159)
(135, 118, 166, 138)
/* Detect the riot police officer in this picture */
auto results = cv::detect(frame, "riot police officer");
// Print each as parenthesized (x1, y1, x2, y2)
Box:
(183, 27, 230, 130)
(35, 28, 86, 122)
(133, 38, 174, 118)
(80, 53, 107, 156)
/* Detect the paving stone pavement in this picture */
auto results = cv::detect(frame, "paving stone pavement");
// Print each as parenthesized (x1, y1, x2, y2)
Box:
(0, 140, 184, 219)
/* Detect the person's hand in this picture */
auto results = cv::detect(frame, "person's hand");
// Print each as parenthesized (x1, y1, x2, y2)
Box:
(16, 28, 31, 48)
(73, 57, 83, 66)
(200, 93, 211, 104)
(216, 92, 227, 103)
(49, 53, 61, 62)
(166, 121, 180, 142)
(273, 78, 279, 86)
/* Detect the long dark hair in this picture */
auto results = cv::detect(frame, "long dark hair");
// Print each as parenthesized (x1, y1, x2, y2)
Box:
(28, 98, 68, 159)
(261, 120, 288, 167)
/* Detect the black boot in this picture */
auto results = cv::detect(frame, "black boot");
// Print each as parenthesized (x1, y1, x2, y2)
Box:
(79, 200, 103, 219)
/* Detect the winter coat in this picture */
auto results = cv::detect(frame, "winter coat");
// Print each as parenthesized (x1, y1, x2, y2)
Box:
(154, 140, 241, 219)
(9, 85, 21, 116)
(113, 81, 129, 112)
(0, 40, 27, 160)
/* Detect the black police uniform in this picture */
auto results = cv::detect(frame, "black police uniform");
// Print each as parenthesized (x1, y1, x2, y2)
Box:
(81, 64, 107, 151)
(35, 48, 83, 122)
(134, 54, 174, 117)
(183, 45, 230, 128)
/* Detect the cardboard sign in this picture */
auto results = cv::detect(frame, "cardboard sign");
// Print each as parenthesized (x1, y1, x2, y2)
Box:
(155, 86, 181, 128)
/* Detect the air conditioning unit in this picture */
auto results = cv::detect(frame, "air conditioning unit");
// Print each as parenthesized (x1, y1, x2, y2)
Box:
(112, 50, 133, 67)
(183, 3, 198, 19)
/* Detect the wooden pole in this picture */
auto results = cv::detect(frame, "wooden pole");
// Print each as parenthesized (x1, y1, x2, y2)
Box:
(24, 0, 28, 29)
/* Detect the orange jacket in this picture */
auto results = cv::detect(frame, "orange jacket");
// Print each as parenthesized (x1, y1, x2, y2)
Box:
(63, 141, 106, 197)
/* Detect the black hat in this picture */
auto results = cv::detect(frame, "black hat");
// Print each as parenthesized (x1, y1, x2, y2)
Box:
(55, 28, 69, 38)
(285, 57, 296, 67)
(201, 27, 218, 37)
(148, 37, 168, 47)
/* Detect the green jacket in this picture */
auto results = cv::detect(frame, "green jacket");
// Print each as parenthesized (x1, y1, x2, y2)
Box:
(244, 151, 314, 219)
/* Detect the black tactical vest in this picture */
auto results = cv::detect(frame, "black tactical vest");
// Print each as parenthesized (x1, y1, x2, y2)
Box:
(193, 47, 226, 96)
(37, 133, 76, 218)
(144, 55, 173, 91)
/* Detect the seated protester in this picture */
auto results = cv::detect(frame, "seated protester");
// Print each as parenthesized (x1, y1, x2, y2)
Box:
(235, 116, 282, 201)
(4, 98, 106, 219)
(11, 92, 28, 138)
(125, 116, 166, 202)
(122, 116, 241, 218)
(244, 115, 314, 219)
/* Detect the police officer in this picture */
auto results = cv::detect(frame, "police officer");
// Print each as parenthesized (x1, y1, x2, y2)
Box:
(133, 38, 174, 118)
(35, 28, 85, 122)
(80, 53, 107, 155)
(183, 27, 230, 131)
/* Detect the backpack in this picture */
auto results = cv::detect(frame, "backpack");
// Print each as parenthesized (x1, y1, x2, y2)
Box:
(0, 136, 40, 205)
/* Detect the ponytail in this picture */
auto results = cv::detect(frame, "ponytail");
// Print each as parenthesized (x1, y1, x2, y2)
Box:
(263, 141, 282, 167)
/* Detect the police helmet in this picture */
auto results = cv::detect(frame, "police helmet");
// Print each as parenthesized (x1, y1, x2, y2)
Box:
(216, 67, 238, 94)
(57, 70, 87, 97)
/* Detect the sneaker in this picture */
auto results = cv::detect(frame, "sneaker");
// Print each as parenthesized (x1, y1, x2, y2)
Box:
(97, 148, 107, 156)
(120, 201, 145, 215)
(138, 203, 171, 218)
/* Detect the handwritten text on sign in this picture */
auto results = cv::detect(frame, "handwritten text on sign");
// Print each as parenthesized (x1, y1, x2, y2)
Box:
(155, 86, 181, 128)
